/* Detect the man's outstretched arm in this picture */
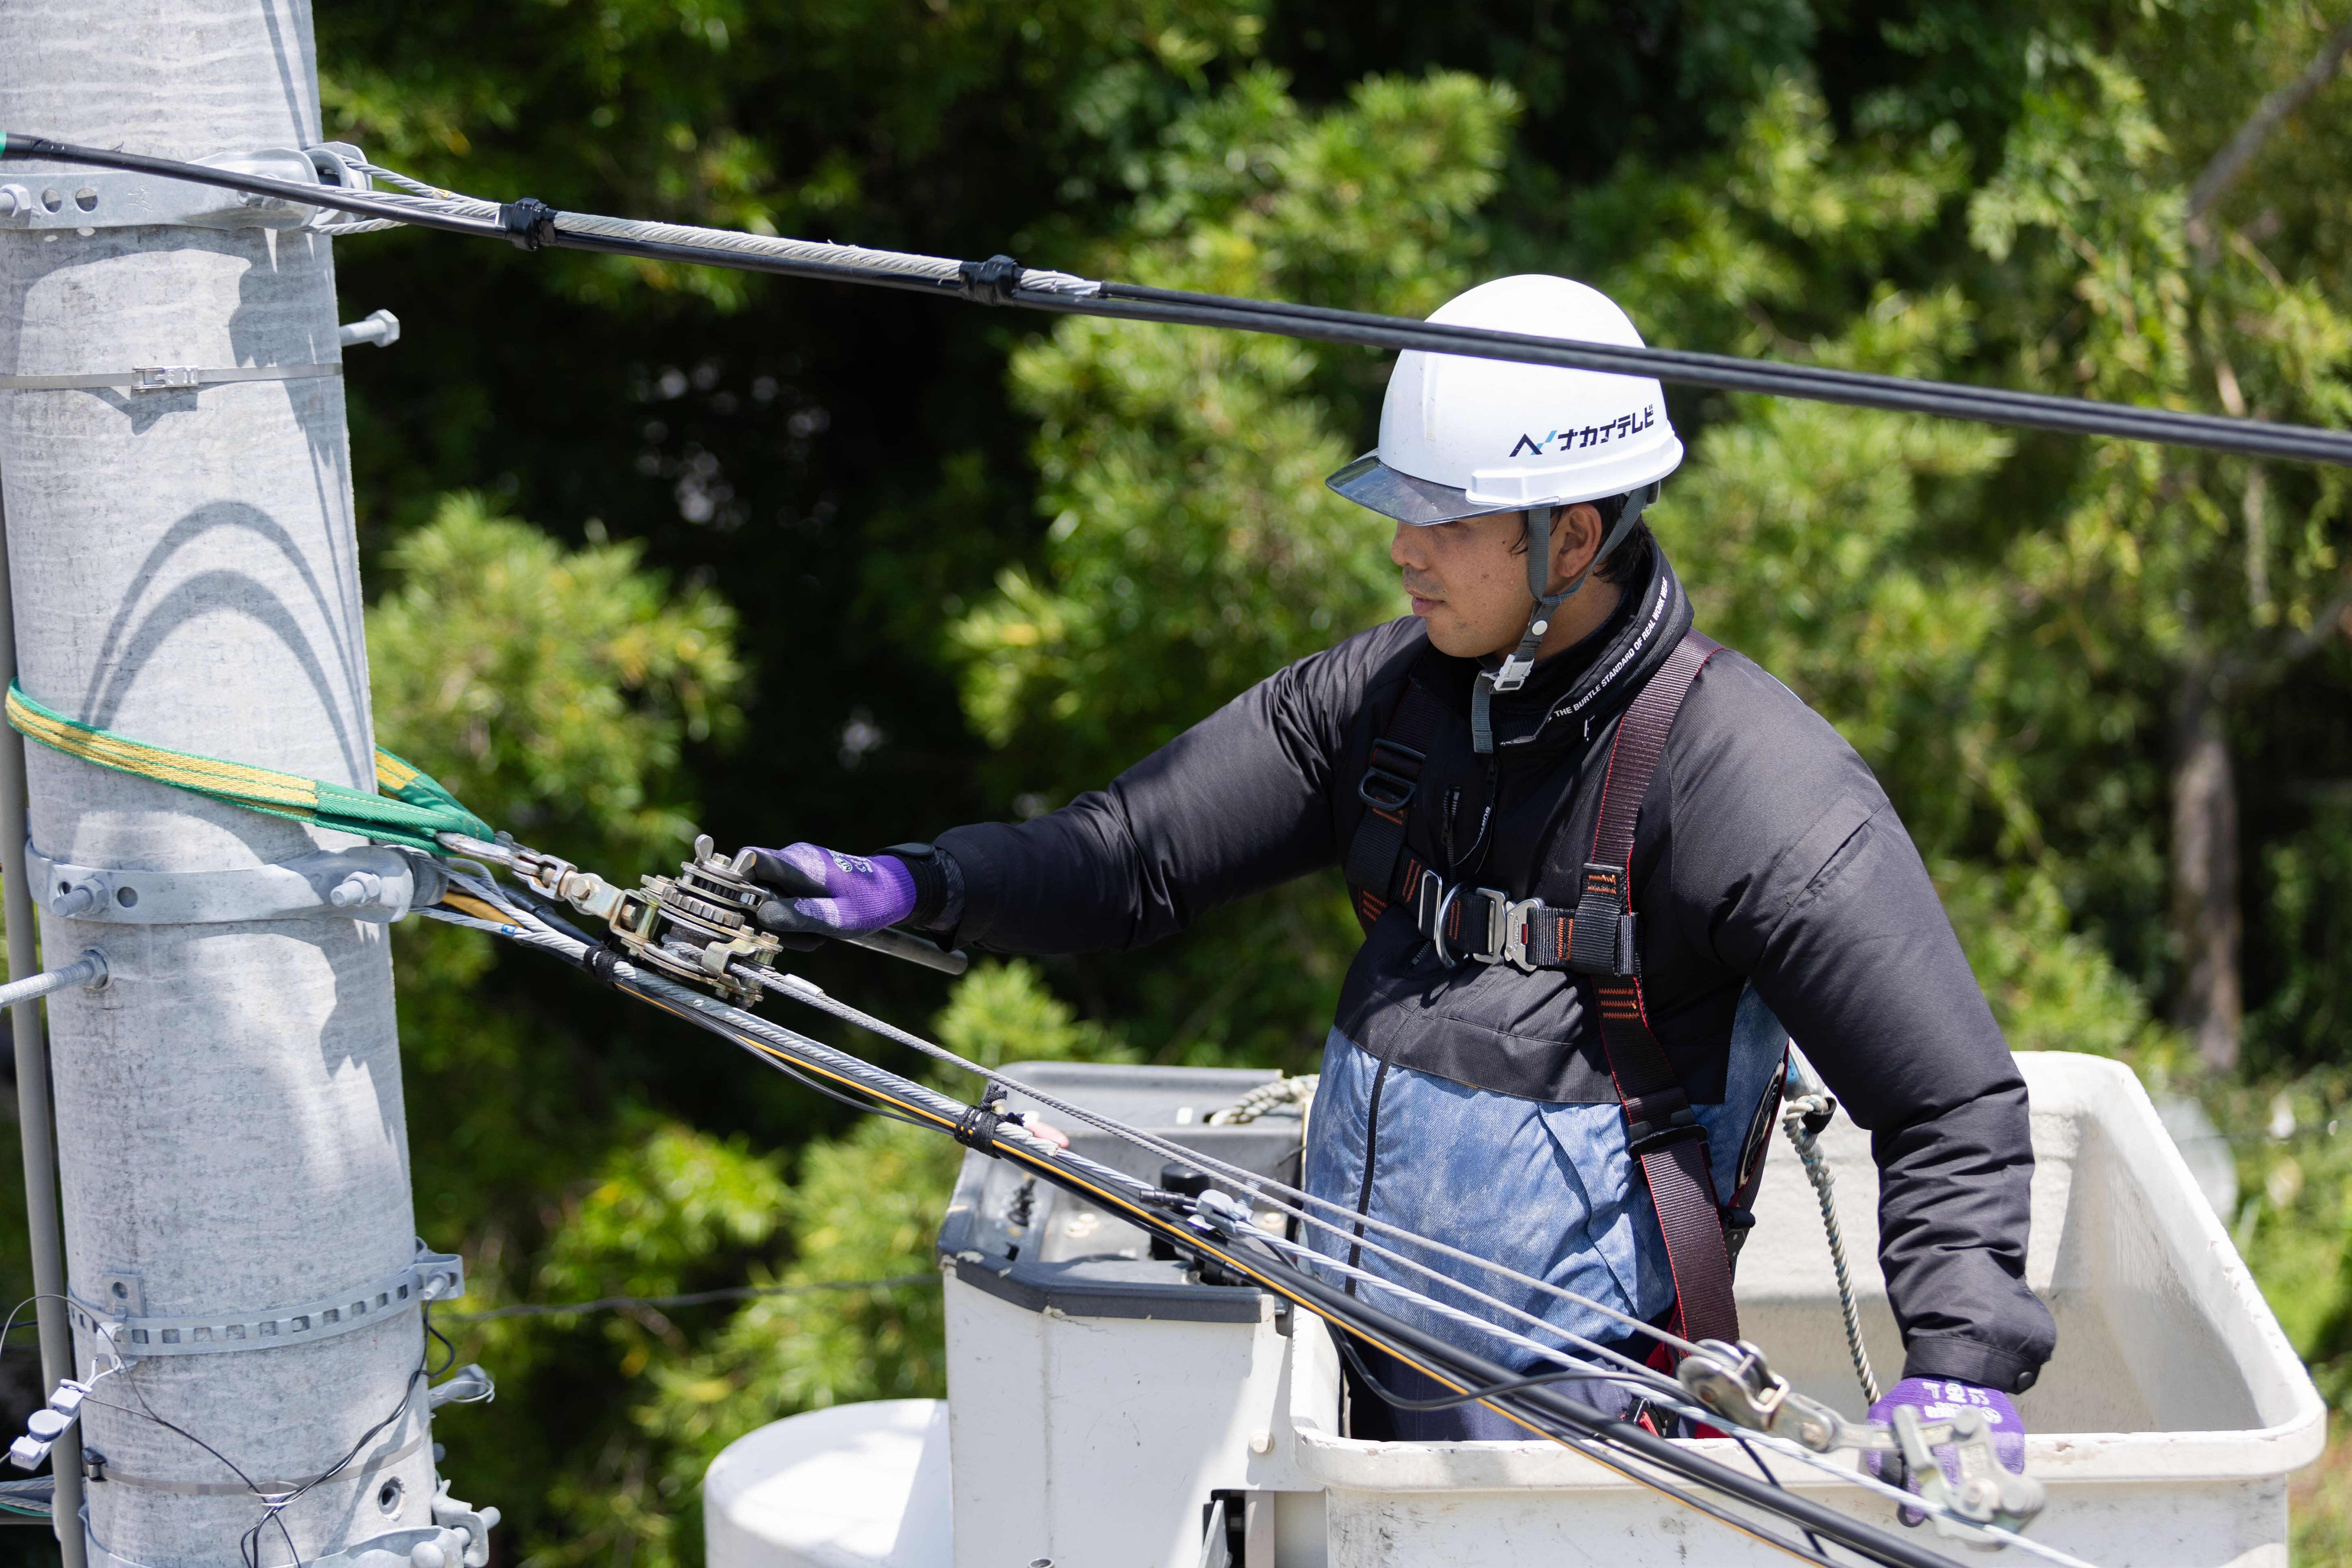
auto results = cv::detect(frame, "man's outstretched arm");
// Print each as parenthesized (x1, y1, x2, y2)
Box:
(934, 625, 1416, 953)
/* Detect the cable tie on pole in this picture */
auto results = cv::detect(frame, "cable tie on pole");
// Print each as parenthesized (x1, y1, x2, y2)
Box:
(957, 253, 1024, 306)
(498, 198, 557, 251)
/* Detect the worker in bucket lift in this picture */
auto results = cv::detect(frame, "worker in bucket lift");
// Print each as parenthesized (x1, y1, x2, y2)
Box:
(747, 275, 2049, 1469)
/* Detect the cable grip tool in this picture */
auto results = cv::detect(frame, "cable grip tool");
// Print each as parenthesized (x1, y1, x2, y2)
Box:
(440, 833, 965, 999)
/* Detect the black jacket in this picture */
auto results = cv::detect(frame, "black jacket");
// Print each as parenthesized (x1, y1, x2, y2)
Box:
(937, 549, 2057, 1393)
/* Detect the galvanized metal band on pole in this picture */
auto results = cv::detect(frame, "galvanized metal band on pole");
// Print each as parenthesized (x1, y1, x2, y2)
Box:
(0, 364, 341, 393)
(87, 1431, 430, 1496)
(67, 1247, 463, 1359)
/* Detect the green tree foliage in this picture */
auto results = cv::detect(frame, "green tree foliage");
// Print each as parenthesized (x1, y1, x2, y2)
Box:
(369, 493, 742, 863)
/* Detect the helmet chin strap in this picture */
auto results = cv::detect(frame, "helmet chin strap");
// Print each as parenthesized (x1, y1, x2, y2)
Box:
(1470, 482, 1659, 755)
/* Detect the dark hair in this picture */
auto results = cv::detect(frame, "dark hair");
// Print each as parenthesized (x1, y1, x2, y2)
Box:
(1515, 493, 1655, 586)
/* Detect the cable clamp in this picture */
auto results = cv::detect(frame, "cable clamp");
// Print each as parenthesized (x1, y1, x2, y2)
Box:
(953, 1082, 1017, 1155)
(0, 145, 369, 233)
(498, 197, 557, 250)
(1889, 1403, 2047, 1540)
(956, 253, 1024, 306)
(26, 840, 445, 925)
(67, 1240, 463, 1360)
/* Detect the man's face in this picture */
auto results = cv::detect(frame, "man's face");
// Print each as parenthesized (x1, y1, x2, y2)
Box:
(1390, 507, 1583, 659)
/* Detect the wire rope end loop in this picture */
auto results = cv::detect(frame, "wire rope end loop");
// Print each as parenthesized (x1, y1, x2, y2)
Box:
(957, 253, 1024, 306)
(498, 197, 557, 251)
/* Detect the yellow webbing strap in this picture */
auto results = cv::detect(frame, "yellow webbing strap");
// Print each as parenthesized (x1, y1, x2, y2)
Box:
(6, 683, 492, 853)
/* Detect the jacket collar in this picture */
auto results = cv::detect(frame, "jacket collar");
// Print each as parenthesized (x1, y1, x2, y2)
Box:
(1410, 546, 1693, 760)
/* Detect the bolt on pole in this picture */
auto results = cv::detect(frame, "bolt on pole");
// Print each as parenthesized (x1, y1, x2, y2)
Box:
(0, 7, 453, 1568)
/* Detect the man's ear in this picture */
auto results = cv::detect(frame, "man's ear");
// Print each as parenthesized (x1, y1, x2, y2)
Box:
(1550, 502, 1606, 591)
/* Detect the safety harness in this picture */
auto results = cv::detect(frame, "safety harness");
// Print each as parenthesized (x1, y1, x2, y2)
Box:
(1342, 629, 1743, 1348)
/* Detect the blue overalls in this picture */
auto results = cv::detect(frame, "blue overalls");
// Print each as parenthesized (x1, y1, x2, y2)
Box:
(1304, 986, 1790, 1439)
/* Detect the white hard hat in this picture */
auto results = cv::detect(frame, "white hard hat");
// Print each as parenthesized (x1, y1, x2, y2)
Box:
(1327, 274, 1683, 524)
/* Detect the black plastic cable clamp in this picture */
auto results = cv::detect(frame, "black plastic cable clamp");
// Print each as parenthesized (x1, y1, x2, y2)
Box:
(582, 945, 623, 986)
(499, 198, 557, 251)
(953, 1080, 1016, 1155)
(956, 254, 1023, 305)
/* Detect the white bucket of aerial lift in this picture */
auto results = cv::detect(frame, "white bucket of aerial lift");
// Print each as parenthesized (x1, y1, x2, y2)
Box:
(1333, 275, 1685, 524)
(703, 1052, 2324, 1568)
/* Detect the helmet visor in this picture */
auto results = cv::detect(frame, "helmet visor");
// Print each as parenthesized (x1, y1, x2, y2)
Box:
(1325, 452, 1505, 525)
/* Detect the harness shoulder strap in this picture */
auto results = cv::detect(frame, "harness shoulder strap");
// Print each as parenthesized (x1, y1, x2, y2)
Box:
(1342, 682, 1446, 931)
(1574, 630, 1739, 1349)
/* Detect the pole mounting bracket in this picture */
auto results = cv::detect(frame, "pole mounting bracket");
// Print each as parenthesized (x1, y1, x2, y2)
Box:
(0, 144, 375, 233)
(26, 841, 444, 925)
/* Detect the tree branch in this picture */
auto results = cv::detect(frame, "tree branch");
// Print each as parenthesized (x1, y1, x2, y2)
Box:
(2222, 576, 2352, 696)
(2280, 581, 2352, 667)
(2187, 16, 2352, 228)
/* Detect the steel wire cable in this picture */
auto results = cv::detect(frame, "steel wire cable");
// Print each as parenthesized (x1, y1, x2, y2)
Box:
(6, 133, 2351, 467)
(751, 966, 1711, 1362)
(422, 873, 2091, 1568)
(420, 892, 2086, 1568)
(451, 899, 1682, 1395)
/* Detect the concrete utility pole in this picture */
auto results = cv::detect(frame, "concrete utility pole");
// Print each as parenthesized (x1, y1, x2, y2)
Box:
(0, 4, 471, 1567)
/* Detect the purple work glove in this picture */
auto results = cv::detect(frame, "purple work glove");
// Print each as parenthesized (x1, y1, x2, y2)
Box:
(745, 843, 916, 934)
(1868, 1377, 2025, 1518)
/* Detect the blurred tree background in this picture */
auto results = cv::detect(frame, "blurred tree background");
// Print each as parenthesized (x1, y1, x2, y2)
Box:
(8, 0, 2352, 1561)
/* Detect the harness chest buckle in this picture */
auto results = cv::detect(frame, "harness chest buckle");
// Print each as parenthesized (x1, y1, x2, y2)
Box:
(1420, 876, 1518, 968)
(1457, 886, 1509, 965)
(1497, 898, 1541, 971)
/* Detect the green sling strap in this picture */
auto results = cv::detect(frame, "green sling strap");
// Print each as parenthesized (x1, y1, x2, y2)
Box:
(5, 683, 492, 854)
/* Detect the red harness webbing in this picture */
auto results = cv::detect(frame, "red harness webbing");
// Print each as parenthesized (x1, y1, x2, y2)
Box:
(1579, 630, 1738, 1349)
